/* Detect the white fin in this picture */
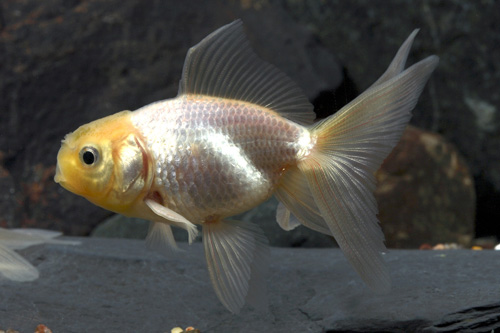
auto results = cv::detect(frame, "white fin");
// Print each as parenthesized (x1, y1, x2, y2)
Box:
(276, 202, 301, 231)
(298, 54, 438, 292)
(275, 166, 331, 236)
(0, 228, 80, 250)
(145, 199, 198, 244)
(370, 29, 420, 88)
(178, 20, 315, 125)
(0, 244, 39, 282)
(203, 219, 269, 314)
(145, 222, 180, 256)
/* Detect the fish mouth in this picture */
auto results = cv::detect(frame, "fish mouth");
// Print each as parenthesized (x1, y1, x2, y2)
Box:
(54, 164, 75, 193)
(54, 164, 64, 184)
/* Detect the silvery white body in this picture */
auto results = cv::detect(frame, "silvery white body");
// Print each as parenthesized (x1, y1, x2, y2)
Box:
(131, 96, 312, 223)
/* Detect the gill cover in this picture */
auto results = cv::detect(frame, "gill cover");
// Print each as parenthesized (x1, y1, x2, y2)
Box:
(114, 134, 149, 199)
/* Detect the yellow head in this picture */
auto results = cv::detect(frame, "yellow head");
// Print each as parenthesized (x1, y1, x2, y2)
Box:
(54, 111, 153, 216)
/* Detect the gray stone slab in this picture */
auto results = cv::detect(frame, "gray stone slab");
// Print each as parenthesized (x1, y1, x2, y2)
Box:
(1, 238, 499, 332)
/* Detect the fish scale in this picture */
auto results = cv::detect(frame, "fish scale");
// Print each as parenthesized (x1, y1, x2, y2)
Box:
(132, 96, 310, 223)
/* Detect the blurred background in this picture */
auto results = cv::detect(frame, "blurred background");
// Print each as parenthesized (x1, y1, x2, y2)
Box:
(0, 0, 498, 249)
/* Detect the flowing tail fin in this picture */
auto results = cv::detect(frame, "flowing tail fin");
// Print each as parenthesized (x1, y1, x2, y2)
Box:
(276, 32, 439, 291)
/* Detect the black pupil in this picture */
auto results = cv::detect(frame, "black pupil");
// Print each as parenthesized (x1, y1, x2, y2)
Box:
(83, 151, 95, 165)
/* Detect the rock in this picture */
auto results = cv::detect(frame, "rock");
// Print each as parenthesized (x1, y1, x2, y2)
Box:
(0, 0, 342, 236)
(1, 237, 500, 332)
(281, 0, 500, 243)
(375, 126, 475, 248)
(424, 302, 500, 332)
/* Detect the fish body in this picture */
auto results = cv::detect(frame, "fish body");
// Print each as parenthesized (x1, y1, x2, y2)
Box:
(55, 21, 438, 313)
(130, 97, 310, 223)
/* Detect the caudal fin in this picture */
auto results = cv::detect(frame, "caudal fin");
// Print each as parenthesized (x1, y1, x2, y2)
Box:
(276, 32, 439, 291)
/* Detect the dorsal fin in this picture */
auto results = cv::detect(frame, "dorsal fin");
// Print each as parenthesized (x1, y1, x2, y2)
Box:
(178, 20, 315, 125)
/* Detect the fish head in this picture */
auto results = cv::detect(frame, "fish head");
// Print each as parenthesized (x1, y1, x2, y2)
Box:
(55, 111, 153, 215)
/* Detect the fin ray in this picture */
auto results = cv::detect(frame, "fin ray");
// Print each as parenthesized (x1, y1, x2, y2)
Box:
(203, 219, 269, 313)
(145, 222, 180, 256)
(178, 20, 315, 124)
(370, 29, 420, 88)
(297, 54, 439, 291)
(275, 203, 301, 231)
(275, 166, 331, 236)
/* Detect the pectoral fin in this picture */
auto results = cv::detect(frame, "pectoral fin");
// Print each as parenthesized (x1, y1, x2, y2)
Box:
(144, 199, 198, 243)
(203, 219, 269, 314)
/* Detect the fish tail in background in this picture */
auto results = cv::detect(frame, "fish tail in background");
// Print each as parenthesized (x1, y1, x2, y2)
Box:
(0, 228, 81, 281)
(277, 51, 439, 290)
(0, 244, 39, 282)
(202, 219, 269, 314)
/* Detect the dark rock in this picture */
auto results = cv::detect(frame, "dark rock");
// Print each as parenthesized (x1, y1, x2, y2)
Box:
(424, 302, 500, 332)
(375, 126, 475, 248)
(281, 0, 500, 239)
(0, 0, 341, 236)
(1, 237, 500, 332)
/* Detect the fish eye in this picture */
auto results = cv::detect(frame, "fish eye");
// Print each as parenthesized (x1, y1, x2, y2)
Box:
(80, 146, 99, 166)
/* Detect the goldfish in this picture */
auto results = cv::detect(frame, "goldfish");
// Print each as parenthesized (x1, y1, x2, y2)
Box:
(54, 20, 438, 313)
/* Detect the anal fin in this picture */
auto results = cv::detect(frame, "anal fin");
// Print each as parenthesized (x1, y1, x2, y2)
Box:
(203, 219, 269, 314)
(276, 202, 301, 231)
(146, 222, 180, 256)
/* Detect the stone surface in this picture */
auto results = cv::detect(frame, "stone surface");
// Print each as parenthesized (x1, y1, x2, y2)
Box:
(375, 126, 475, 248)
(0, 0, 342, 235)
(1, 237, 500, 332)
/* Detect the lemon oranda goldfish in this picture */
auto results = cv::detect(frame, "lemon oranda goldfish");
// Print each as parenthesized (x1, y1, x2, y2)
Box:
(54, 20, 438, 313)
